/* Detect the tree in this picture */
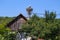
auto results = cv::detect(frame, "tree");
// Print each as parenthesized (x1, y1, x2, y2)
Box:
(50, 12, 56, 22)
(45, 11, 56, 22)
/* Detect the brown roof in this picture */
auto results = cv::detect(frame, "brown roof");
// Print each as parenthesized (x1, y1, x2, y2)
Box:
(6, 14, 27, 27)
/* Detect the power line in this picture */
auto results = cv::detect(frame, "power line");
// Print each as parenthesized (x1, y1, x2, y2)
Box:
(32, 13, 60, 18)
(33, 13, 60, 15)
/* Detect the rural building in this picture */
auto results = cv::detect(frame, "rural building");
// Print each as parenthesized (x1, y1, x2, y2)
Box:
(6, 14, 27, 31)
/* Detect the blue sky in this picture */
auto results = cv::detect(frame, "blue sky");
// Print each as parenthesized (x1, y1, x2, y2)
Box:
(0, 0, 60, 18)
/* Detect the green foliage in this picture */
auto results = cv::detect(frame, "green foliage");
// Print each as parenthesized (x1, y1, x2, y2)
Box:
(45, 11, 56, 22)
(22, 13, 60, 40)
(0, 17, 16, 40)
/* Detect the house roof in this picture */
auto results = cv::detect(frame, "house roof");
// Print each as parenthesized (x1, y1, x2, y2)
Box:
(6, 14, 27, 27)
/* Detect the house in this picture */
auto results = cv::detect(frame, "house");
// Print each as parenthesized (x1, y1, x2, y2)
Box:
(6, 14, 27, 31)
